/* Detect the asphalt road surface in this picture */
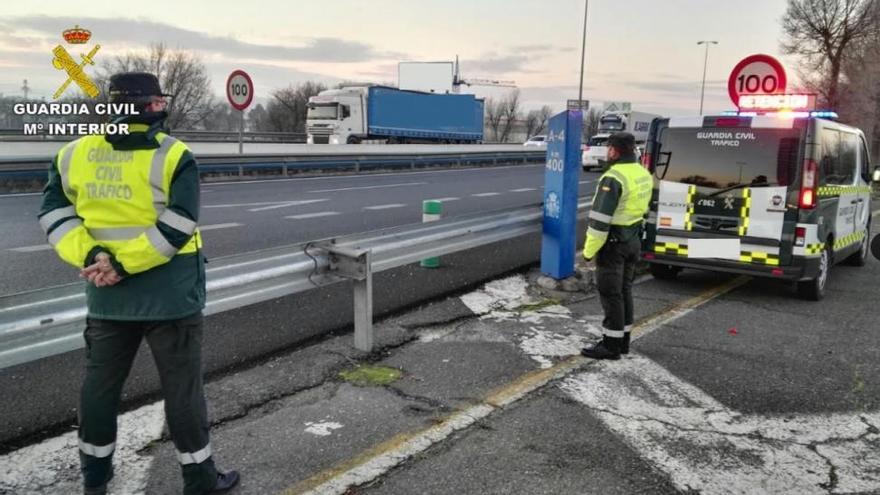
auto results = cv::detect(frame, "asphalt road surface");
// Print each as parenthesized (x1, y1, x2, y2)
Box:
(0, 164, 601, 295)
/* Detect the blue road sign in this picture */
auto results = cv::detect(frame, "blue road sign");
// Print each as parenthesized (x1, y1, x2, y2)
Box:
(541, 110, 583, 279)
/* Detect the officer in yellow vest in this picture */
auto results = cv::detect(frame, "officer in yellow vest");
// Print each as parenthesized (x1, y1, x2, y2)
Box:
(38, 73, 239, 495)
(581, 132, 653, 360)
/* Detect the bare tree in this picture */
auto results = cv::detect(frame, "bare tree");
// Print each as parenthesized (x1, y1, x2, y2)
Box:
(781, 0, 879, 109)
(484, 98, 504, 142)
(255, 81, 327, 133)
(524, 110, 541, 138)
(102, 43, 214, 130)
(582, 108, 603, 141)
(499, 89, 522, 143)
(536, 105, 554, 135)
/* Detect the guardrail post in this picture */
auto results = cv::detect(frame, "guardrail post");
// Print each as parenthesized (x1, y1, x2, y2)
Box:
(326, 245, 374, 351)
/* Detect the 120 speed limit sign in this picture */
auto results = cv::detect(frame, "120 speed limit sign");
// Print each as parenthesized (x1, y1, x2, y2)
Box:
(226, 70, 254, 111)
(728, 54, 787, 107)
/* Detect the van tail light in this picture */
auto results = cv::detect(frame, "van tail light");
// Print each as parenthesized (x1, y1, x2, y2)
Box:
(795, 227, 806, 247)
(799, 159, 818, 209)
(641, 152, 652, 168)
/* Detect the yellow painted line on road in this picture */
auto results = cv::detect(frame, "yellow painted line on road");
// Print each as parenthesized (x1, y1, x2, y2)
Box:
(281, 276, 749, 495)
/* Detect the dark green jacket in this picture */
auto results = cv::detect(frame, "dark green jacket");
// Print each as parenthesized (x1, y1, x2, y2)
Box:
(39, 113, 205, 320)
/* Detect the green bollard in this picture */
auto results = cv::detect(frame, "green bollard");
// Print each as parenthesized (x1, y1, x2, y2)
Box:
(421, 200, 442, 268)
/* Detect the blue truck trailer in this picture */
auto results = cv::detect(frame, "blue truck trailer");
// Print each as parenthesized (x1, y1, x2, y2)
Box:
(306, 85, 484, 144)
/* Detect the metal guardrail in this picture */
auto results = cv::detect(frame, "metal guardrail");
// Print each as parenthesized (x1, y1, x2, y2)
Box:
(0, 200, 591, 369)
(0, 129, 307, 143)
(0, 150, 545, 180)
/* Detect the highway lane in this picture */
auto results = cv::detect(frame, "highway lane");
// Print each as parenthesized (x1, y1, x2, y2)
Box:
(0, 165, 602, 295)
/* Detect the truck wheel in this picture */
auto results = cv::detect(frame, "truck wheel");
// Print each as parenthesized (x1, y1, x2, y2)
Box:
(797, 242, 830, 300)
(649, 264, 679, 280)
(347, 136, 361, 144)
(844, 226, 870, 267)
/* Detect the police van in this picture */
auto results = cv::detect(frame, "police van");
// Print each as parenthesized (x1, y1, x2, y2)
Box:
(641, 112, 876, 300)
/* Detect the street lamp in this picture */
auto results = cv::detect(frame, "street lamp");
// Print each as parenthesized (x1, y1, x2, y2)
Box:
(697, 40, 718, 115)
(577, 0, 589, 110)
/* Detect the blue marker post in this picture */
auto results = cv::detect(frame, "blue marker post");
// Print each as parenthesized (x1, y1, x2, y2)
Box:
(540, 110, 583, 279)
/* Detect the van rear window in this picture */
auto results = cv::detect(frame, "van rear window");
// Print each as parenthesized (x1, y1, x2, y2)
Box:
(654, 127, 803, 188)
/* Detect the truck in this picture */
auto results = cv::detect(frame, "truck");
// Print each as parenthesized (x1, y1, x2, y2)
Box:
(582, 110, 661, 170)
(306, 85, 484, 145)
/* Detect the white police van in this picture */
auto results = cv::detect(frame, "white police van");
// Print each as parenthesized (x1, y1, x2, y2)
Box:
(641, 112, 876, 300)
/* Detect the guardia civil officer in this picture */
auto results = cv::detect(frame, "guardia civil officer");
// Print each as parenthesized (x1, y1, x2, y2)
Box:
(38, 72, 240, 494)
(581, 132, 653, 360)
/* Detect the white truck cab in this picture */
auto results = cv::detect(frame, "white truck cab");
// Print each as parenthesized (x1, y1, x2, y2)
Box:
(306, 86, 368, 144)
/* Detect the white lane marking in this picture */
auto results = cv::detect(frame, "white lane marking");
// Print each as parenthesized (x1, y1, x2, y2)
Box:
(425, 197, 460, 202)
(0, 192, 43, 198)
(0, 401, 165, 495)
(285, 212, 341, 220)
(8, 244, 53, 253)
(203, 164, 544, 187)
(308, 182, 425, 193)
(561, 354, 880, 495)
(304, 422, 344, 437)
(204, 199, 327, 209)
(579, 180, 597, 185)
(248, 199, 329, 212)
(364, 204, 407, 210)
(199, 223, 243, 231)
(509, 188, 537, 192)
(472, 192, 501, 197)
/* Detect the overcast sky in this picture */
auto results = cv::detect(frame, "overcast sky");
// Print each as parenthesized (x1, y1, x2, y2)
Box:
(1, 0, 796, 116)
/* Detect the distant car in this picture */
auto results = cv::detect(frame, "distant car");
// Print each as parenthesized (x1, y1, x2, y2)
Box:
(523, 135, 547, 147)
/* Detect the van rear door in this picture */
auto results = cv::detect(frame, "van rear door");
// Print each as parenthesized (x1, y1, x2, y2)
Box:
(652, 116, 806, 266)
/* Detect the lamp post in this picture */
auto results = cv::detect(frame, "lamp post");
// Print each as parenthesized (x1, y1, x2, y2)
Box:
(697, 40, 718, 115)
(577, 0, 589, 110)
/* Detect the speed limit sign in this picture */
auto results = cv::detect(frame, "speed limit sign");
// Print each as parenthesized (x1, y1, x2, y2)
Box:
(728, 54, 787, 107)
(226, 70, 254, 111)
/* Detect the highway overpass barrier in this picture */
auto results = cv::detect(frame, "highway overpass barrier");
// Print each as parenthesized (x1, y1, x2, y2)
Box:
(0, 199, 591, 369)
(0, 148, 545, 191)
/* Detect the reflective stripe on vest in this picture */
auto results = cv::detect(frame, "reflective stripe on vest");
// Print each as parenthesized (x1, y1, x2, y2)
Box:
(60, 133, 200, 255)
(601, 162, 653, 226)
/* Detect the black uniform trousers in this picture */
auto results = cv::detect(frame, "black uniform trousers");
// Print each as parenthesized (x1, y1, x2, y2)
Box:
(595, 236, 640, 332)
(79, 312, 218, 494)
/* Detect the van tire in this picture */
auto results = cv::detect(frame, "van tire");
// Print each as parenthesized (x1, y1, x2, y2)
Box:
(650, 263, 679, 280)
(844, 226, 870, 267)
(797, 243, 830, 301)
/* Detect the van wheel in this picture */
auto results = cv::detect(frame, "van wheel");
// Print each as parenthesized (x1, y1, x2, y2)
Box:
(797, 243, 830, 300)
(650, 263, 679, 280)
(844, 227, 869, 267)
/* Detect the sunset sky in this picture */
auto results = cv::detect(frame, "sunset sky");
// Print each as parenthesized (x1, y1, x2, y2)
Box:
(1, 0, 797, 116)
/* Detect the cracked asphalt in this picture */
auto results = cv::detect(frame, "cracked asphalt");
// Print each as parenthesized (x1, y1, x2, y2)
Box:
(2, 221, 879, 494)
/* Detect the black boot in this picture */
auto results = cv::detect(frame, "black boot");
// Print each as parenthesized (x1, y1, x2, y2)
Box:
(581, 337, 621, 360)
(83, 466, 113, 495)
(207, 470, 240, 494)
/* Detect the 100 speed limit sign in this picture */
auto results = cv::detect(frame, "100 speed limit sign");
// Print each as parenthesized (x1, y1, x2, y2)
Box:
(226, 70, 254, 111)
(728, 54, 787, 107)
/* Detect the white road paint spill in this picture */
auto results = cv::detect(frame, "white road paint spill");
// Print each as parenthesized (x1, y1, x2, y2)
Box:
(304, 422, 344, 437)
(519, 327, 594, 369)
(364, 203, 407, 210)
(561, 353, 880, 495)
(459, 275, 534, 315)
(8, 244, 53, 253)
(285, 212, 341, 220)
(308, 182, 426, 193)
(198, 223, 243, 231)
(471, 192, 501, 197)
(0, 401, 165, 495)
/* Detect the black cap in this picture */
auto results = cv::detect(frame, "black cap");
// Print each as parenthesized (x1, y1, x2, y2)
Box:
(607, 132, 636, 154)
(108, 72, 171, 101)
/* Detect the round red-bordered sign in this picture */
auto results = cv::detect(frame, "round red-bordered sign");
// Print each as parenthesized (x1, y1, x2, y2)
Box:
(226, 70, 254, 111)
(728, 54, 787, 107)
